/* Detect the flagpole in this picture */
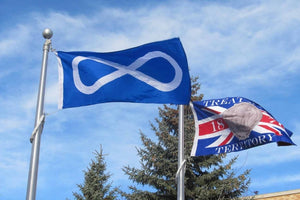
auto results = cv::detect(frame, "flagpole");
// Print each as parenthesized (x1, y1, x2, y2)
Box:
(26, 28, 53, 200)
(178, 104, 185, 200)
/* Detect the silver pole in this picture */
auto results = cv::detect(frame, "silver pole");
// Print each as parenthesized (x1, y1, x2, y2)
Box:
(177, 105, 185, 200)
(26, 28, 53, 200)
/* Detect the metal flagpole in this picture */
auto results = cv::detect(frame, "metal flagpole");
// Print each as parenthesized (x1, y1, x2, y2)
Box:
(26, 28, 53, 200)
(177, 104, 185, 200)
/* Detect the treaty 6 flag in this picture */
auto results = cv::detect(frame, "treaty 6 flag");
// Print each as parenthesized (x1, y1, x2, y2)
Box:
(191, 97, 295, 156)
(56, 38, 191, 109)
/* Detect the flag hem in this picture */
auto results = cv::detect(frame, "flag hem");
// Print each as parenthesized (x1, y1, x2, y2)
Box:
(56, 54, 64, 109)
(190, 101, 200, 156)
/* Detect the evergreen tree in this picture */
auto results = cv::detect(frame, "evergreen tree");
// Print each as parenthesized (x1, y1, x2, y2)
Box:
(73, 146, 118, 200)
(121, 77, 251, 200)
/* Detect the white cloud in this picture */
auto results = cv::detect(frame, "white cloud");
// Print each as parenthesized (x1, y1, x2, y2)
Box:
(0, 25, 32, 58)
(0, 152, 28, 189)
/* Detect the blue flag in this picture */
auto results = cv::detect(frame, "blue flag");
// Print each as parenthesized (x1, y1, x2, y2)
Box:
(56, 38, 191, 109)
(191, 97, 295, 156)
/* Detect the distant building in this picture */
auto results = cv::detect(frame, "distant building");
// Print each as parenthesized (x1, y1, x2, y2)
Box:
(253, 189, 300, 199)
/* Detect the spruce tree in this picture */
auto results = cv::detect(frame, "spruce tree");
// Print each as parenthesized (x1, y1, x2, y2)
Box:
(73, 146, 118, 200)
(122, 77, 251, 200)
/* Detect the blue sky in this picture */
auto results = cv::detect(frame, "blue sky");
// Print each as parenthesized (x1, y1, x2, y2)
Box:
(0, 0, 300, 199)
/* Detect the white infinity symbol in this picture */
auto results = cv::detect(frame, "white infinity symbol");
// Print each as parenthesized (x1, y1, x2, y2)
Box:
(72, 51, 183, 94)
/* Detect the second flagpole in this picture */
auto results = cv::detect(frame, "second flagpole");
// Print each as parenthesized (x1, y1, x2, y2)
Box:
(26, 28, 52, 200)
(177, 104, 185, 200)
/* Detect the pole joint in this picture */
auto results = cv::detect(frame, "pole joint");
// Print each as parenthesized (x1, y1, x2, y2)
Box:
(43, 39, 52, 51)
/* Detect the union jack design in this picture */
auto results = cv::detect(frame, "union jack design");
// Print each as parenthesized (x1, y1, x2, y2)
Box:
(191, 97, 295, 156)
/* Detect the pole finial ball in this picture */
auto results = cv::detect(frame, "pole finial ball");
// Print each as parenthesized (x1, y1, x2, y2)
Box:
(42, 28, 53, 39)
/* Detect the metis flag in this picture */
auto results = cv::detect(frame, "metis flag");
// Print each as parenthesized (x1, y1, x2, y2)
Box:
(56, 38, 191, 109)
(191, 97, 295, 156)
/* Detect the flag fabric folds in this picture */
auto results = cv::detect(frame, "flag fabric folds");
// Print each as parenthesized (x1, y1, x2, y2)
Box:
(191, 97, 295, 156)
(56, 38, 191, 109)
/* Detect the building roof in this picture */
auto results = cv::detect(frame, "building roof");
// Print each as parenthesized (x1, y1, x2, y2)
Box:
(253, 189, 300, 199)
